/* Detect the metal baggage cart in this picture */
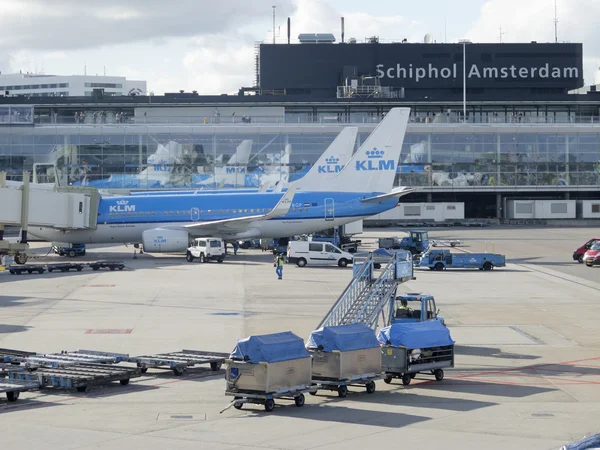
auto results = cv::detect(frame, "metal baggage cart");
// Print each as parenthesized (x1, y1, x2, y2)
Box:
(378, 321, 455, 386)
(129, 350, 228, 375)
(223, 381, 313, 413)
(0, 379, 40, 402)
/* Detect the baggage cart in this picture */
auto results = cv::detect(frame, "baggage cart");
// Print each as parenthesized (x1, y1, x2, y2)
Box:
(0, 379, 40, 402)
(307, 323, 382, 397)
(47, 263, 85, 273)
(378, 321, 455, 386)
(9, 363, 141, 392)
(8, 264, 46, 275)
(129, 349, 228, 375)
(88, 261, 125, 271)
(223, 332, 312, 412)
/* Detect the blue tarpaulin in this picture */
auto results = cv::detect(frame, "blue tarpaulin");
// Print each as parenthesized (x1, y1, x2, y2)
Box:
(230, 331, 310, 364)
(377, 321, 454, 349)
(307, 323, 380, 352)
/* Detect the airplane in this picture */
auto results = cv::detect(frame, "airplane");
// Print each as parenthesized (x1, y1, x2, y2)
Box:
(30, 108, 415, 252)
(127, 127, 357, 197)
(190, 140, 253, 188)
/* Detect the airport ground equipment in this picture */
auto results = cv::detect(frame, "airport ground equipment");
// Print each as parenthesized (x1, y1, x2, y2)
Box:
(186, 237, 225, 263)
(9, 363, 141, 392)
(8, 264, 46, 275)
(389, 293, 444, 325)
(573, 238, 600, 263)
(0, 378, 40, 401)
(431, 239, 461, 248)
(89, 261, 125, 271)
(378, 321, 455, 386)
(129, 350, 228, 375)
(4, 350, 130, 368)
(378, 231, 429, 255)
(319, 250, 414, 330)
(47, 262, 85, 272)
(418, 249, 506, 271)
(224, 332, 312, 412)
(306, 323, 382, 397)
(53, 243, 87, 257)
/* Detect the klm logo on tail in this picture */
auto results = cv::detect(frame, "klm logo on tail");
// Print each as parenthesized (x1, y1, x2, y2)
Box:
(356, 148, 395, 171)
(318, 156, 344, 174)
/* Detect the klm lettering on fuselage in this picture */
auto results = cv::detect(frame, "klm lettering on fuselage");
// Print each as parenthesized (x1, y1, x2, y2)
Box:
(356, 149, 395, 171)
(109, 200, 136, 213)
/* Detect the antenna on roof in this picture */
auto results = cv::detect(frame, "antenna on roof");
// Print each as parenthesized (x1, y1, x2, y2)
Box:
(499, 26, 507, 43)
(554, 0, 558, 43)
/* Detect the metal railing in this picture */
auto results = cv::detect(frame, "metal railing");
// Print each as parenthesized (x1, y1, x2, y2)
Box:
(317, 257, 374, 329)
(4, 113, 600, 127)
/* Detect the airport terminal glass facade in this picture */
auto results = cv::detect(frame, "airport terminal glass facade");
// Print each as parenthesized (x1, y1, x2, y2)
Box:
(1, 123, 600, 189)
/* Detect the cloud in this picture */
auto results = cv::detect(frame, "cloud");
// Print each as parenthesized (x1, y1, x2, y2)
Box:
(0, 0, 295, 51)
(466, 0, 600, 83)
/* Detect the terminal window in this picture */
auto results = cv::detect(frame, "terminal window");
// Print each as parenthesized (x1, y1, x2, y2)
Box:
(592, 204, 600, 213)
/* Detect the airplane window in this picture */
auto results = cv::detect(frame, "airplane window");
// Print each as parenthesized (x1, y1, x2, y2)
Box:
(207, 210, 211, 214)
(220, 210, 224, 214)
(291, 208, 296, 212)
(226, 209, 230, 213)
(164, 212, 167, 216)
(268, 208, 272, 212)
(152, 212, 155, 216)
(133, 212, 137, 216)
(244, 209, 248, 213)
(200, 210, 204, 214)
(109, 213, 113, 217)
(251, 209, 255, 213)
(170, 211, 174, 215)
(127, 212, 132, 216)
(121, 212, 125, 216)
(231, 209, 236, 214)
(262, 208, 266, 213)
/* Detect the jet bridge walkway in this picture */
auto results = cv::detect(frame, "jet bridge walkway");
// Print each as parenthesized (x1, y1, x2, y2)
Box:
(318, 250, 414, 330)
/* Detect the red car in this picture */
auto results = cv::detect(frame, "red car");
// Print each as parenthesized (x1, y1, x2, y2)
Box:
(584, 242, 600, 267)
(573, 238, 600, 263)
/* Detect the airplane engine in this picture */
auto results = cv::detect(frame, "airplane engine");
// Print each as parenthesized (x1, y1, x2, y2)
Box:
(142, 228, 190, 253)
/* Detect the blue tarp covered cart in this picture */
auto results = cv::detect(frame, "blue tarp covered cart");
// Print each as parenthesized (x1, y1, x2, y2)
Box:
(306, 324, 382, 398)
(223, 332, 313, 412)
(378, 321, 455, 386)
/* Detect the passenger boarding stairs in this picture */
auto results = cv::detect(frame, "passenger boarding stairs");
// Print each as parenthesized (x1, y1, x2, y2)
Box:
(318, 251, 414, 330)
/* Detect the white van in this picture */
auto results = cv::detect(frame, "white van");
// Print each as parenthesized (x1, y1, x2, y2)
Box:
(287, 241, 353, 268)
(186, 237, 225, 263)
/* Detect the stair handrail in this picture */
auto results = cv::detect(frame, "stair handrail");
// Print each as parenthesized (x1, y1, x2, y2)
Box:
(317, 256, 374, 329)
(353, 257, 398, 329)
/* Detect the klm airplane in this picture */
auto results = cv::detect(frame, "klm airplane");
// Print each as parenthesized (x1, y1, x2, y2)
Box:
(127, 126, 357, 197)
(30, 109, 414, 252)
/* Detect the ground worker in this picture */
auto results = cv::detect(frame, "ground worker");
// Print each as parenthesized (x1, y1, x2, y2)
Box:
(395, 299, 410, 318)
(274, 253, 285, 280)
(233, 241, 239, 255)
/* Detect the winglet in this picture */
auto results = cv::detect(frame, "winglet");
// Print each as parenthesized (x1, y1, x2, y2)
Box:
(265, 185, 297, 219)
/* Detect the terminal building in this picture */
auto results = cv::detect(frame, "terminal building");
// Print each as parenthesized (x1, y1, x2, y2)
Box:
(0, 36, 599, 219)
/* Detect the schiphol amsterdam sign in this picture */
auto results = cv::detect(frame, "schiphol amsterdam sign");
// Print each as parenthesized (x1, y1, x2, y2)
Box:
(375, 63, 579, 82)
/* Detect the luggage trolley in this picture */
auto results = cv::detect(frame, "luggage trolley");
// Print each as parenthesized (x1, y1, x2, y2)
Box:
(129, 350, 228, 376)
(222, 332, 313, 412)
(307, 324, 383, 398)
(378, 321, 455, 385)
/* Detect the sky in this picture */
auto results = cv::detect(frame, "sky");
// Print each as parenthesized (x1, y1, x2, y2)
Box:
(0, 0, 598, 94)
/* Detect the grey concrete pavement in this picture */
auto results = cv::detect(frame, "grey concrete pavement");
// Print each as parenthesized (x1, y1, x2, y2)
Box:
(0, 227, 599, 449)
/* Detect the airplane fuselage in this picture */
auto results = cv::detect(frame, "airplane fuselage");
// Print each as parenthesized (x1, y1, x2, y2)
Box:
(30, 191, 396, 244)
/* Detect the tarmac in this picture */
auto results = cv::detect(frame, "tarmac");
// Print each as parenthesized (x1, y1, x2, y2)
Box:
(0, 226, 599, 449)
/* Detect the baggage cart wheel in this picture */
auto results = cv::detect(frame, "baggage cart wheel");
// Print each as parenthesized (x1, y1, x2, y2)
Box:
(210, 361, 222, 371)
(140, 368, 148, 374)
(434, 369, 444, 381)
(294, 393, 305, 407)
(120, 379, 130, 386)
(383, 375, 393, 384)
(366, 381, 376, 394)
(401, 373, 412, 386)
(233, 397, 243, 410)
(264, 398, 275, 412)
(37, 269, 44, 274)
(27, 270, 33, 274)
(337, 385, 348, 398)
(109, 266, 115, 271)
(483, 262, 493, 271)
(48, 268, 53, 272)
(92, 266, 99, 271)
(77, 267, 82, 272)
(6, 391, 19, 402)
(76, 386, 87, 393)
(173, 367, 186, 376)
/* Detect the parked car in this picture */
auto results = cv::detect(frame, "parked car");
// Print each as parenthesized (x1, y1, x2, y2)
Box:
(583, 241, 600, 267)
(186, 238, 225, 263)
(287, 241, 353, 268)
(573, 238, 600, 263)
(53, 243, 86, 257)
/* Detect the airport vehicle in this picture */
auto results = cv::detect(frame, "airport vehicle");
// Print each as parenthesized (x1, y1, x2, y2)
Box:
(353, 248, 405, 270)
(378, 230, 430, 255)
(573, 238, 600, 263)
(30, 109, 414, 253)
(431, 238, 461, 248)
(89, 261, 125, 271)
(53, 243, 86, 257)
(310, 221, 363, 253)
(287, 241, 353, 268)
(47, 263, 85, 272)
(306, 324, 381, 397)
(583, 241, 600, 267)
(8, 264, 45, 275)
(418, 249, 505, 271)
(224, 332, 313, 412)
(388, 293, 444, 325)
(186, 238, 225, 263)
(379, 321, 455, 386)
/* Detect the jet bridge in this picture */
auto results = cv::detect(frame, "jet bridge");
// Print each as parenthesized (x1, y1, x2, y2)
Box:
(0, 171, 100, 263)
(318, 250, 414, 330)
